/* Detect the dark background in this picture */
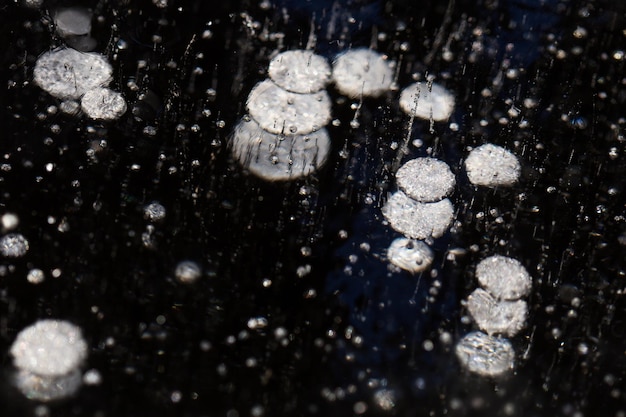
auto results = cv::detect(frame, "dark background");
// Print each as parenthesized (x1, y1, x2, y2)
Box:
(1, 0, 625, 416)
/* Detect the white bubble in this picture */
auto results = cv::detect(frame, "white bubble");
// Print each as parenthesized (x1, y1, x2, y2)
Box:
(1, 212, 19, 230)
(382, 191, 454, 240)
(33, 48, 112, 100)
(455, 331, 515, 377)
(399, 82, 455, 121)
(231, 117, 330, 181)
(13, 368, 83, 402)
(246, 80, 331, 135)
(464, 144, 521, 187)
(80, 87, 127, 120)
(10, 320, 88, 377)
(27, 269, 45, 284)
(466, 288, 528, 337)
(396, 157, 455, 202)
(387, 237, 433, 273)
(268, 50, 331, 94)
(475, 255, 532, 300)
(53, 7, 92, 38)
(332, 48, 394, 98)
(143, 202, 166, 222)
(0, 233, 29, 257)
(175, 260, 202, 284)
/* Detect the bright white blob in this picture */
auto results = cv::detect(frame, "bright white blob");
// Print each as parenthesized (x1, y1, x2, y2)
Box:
(332, 48, 394, 98)
(175, 260, 202, 284)
(466, 288, 528, 337)
(268, 50, 331, 94)
(80, 87, 127, 120)
(455, 331, 515, 377)
(0, 233, 29, 257)
(396, 157, 455, 202)
(387, 237, 434, 273)
(231, 117, 330, 181)
(381, 191, 454, 240)
(475, 255, 532, 300)
(33, 48, 112, 100)
(399, 82, 455, 121)
(464, 143, 521, 187)
(246, 79, 331, 135)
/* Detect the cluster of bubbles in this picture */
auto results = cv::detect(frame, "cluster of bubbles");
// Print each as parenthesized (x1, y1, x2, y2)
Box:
(32, 7, 126, 120)
(9, 319, 88, 401)
(231, 49, 333, 181)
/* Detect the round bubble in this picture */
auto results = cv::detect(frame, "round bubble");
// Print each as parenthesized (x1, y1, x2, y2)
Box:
(332, 48, 394, 98)
(33, 48, 112, 100)
(0, 233, 29, 257)
(13, 368, 83, 402)
(399, 82, 455, 121)
(175, 260, 202, 284)
(382, 191, 454, 240)
(53, 7, 92, 38)
(10, 319, 88, 377)
(268, 50, 331, 94)
(231, 117, 330, 181)
(396, 157, 455, 202)
(464, 143, 521, 187)
(455, 331, 515, 377)
(387, 237, 434, 273)
(475, 255, 532, 300)
(81, 87, 127, 120)
(466, 288, 528, 337)
(246, 79, 331, 135)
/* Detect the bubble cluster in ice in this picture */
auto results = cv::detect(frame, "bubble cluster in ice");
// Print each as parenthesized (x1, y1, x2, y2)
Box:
(382, 191, 454, 240)
(396, 157, 455, 202)
(466, 288, 528, 337)
(399, 82, 455, 121)
(455, 331, 515, 377)
(386, 237, 434, 273)
(0, 233, 29, 257)
(475, 255, 532, 300)
(464, 144, 521, 187)
(268, 50, 332, 94)
(80, 87, 127, 120)
(332, 48, 394, 98)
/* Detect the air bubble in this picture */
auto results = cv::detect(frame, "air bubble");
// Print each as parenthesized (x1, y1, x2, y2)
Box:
(332, 48, 394, 98)
(268, 50, 331, 94)
(464, 144, 521, 187)
(399, 82, 455, 121)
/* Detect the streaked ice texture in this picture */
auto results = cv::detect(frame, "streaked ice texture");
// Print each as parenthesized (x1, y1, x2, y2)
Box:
(246, 79, 331, 135)
(464, 143, 521, 187)
(475, 255, 532, 300)
(332, 48, 394, 98)
(80, 87, 127, 120)
(396, 157, 455, 202)
(268, 50, 331, 94)
(382, 191, 454, 240)
(33, 48, 112, 100)
(387, 237, 433, 273)
(0, 233, 29, 257)
(231, 117, 330, 181)
(455, 331, 515, 377)
(399, 82, 455, 121)
(466, 288, 528, 337)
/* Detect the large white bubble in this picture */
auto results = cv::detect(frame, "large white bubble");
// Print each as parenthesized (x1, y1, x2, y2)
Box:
(455, 331, 515, 377)
(231, 117, 331, 181)
(399, 82, 455, 121)
(475, 255, 532, 300)
(33, 48, 112, 100)
(381, 191, 454, 240)
(396, 157, 455, 202)
(80, 87, 127, 120)
(332, 48, 394, 98)
(464, 143, 521, 187)
(466, 288, 528, 337)
(268, 50, 332, 94)
(53, 7, 92, 38)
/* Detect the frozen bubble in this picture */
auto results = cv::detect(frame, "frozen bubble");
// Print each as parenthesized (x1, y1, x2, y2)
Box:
(399, 82, 455, 121)
(332, 48, 394, 98)
(53, 7, 92, 38)
(396, 158, 455, 202)
(59, 100, 80, 115)
(144, 202, 166, 222)
(10, 319, 88, 377)
(1, 212, 19, 230)
(475, 255, 532, 300)
(464, 144, 521, 187)
(231, 117, 330, 181)
(27, 268, 45, 284)
(387, 237, 433, 273)
(466, 288, 528, 337)
(455, 331, 515, 377)
(268, 50, 331, 94)
(175, 260, 202, 284)
(80, 88, 127, 120)
(22, 0, 43, 8)
(13, 368, 83, 402)
(246, 80, 331, 135)
(33, 48, 112, 100)
(0, 233, 29, 257)
(382, 191, 454, 240)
